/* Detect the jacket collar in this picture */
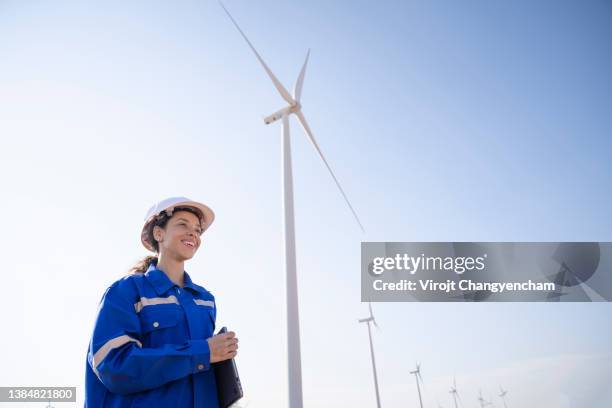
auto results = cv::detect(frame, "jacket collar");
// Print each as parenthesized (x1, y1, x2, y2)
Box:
(144, 261, 206, 296)
(183, 272, 208, 295)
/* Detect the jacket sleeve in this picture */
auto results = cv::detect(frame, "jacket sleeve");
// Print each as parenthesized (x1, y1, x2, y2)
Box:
(87, 283, 211, 395)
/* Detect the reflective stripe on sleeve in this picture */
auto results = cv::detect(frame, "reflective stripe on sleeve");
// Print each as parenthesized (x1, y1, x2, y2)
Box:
(133, 295, 179, 313)
(194, 299, 215, 308)
(92, 334, 142, 373)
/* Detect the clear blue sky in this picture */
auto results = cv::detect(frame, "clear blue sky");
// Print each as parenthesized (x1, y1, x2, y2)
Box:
(0, 1, 610, 407)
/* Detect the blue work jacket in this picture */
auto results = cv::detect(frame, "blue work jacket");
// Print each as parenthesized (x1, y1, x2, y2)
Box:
(85, 261, 219, 407)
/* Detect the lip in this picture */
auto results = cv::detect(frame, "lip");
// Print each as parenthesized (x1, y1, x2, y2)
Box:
(181, 240, 196, 249)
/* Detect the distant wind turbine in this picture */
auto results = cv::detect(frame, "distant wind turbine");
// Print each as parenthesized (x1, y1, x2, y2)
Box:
(359, 303, 382, 408)
(498, 386, 509, 408)
(449, 377, 462, 408)
(478, 389, 493, 408)
(220, 2, 364, 408)
(409, 363, 425, 408)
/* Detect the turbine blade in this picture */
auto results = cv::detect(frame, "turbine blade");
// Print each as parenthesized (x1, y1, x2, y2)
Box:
(219, 1, 295, 105)
(295, 110, 365, 232)
(368, 302, 373, 318)
(293, 49, 310, 102)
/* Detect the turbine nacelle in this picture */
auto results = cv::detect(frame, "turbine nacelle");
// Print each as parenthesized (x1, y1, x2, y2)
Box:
(358, 302, 379, 328)
(264, 103, 302, 125)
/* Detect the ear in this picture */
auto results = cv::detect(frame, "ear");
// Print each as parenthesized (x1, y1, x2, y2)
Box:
(152, 225, 164, 242)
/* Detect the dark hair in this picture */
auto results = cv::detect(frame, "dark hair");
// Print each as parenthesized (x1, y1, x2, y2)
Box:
(128, 255, 158, 275)
(128, 206, 204, 274)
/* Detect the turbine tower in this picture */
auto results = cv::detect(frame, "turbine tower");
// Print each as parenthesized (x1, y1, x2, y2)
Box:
(409, 363, 425, 408)
(449, 377, 461, 408)
(498, 386, 508, 408)
(220, 3, 364, 408)
(358, 303, 382, 408)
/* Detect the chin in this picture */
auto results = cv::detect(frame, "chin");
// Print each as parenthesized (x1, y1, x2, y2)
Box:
(178, 250, 197, 261)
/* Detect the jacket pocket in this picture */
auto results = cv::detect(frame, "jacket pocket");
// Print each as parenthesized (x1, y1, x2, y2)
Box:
(139, 306, 183, 347)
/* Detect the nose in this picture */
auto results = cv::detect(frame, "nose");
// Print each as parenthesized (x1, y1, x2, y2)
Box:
(187, 225, 201, 238)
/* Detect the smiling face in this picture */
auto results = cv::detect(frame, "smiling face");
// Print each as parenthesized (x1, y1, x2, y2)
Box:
(152, 210, 203, 262)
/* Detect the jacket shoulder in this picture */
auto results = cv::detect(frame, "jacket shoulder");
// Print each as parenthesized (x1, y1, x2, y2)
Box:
(103, 274, 146, 304)
(194, 283, 215, 299)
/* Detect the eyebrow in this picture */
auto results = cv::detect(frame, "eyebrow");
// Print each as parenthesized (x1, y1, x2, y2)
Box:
(175, 217, 202, 227)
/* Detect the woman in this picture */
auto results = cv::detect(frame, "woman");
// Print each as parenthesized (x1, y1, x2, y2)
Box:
(85, 197, 238, 407)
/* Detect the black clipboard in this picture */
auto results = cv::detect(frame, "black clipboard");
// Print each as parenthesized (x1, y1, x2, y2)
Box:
(213, 327, 244, 408)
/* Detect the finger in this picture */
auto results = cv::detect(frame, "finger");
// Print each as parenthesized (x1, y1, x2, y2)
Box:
(224, 337, 237, 345)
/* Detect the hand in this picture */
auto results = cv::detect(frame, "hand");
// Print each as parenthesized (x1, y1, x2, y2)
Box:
(207, 331, 239, 363)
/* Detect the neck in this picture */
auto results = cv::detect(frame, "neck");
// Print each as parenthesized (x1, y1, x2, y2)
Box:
(156, 254, 185, 288)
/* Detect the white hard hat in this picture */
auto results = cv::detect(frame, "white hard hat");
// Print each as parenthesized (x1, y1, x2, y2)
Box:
(141, 196, 215, 252)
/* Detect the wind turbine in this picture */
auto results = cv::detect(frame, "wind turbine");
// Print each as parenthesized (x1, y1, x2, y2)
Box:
(449, 377, 462, 408)
(358, 302, 382, 408)
(498, 386, 508, 408)
(220, 3, 364, 408)
(409, 363, 425, 408)
(478, 389, 493, 408)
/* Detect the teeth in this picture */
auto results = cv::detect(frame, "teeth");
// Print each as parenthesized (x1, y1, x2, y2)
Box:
(182, 241, 195, 247)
